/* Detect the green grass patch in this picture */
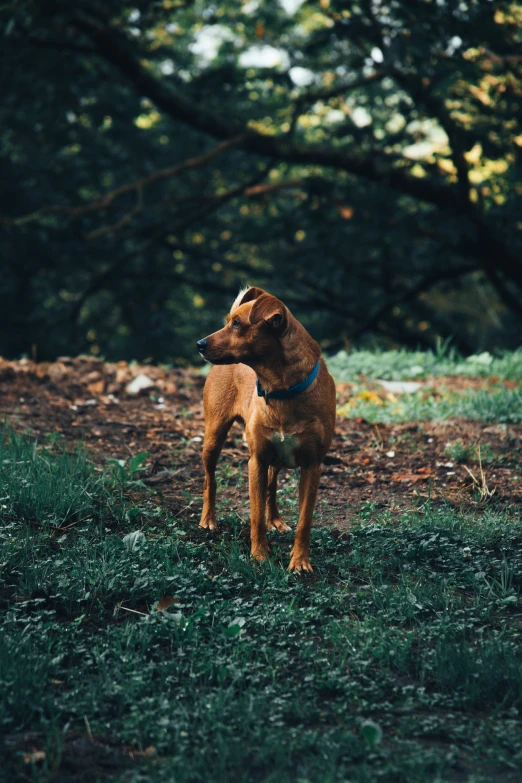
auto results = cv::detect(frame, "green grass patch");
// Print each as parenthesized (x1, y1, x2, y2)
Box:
(338, 384, 522, 424)
(0, 427, 105, 528)
(1, 429, 522, 782)
(328, 345, 522, 381)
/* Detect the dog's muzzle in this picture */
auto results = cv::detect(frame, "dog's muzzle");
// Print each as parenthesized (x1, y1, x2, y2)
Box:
(197, 339, 208, 354)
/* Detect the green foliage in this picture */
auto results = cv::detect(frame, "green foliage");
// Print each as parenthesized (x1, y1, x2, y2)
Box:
(108, 451, 150, 488)
(1, 1, 522, 362)
(2, 429, 522, 781)
(340, 384, 522, 424)
(329, 347, 522, 382)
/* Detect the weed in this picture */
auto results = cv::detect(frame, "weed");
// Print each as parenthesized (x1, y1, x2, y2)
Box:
(462, 448, 496, 502)
(444, 440, 495, 464)
(107, 451, 150, 489)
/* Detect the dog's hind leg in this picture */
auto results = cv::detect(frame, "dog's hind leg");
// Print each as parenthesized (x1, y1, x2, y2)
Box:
(200, 418, 233, 531)
(289, 465, 321, 572)
(266, 467, 291, 533)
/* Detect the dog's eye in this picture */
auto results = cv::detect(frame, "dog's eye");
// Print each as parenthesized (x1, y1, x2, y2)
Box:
(232, 318, 241, 329)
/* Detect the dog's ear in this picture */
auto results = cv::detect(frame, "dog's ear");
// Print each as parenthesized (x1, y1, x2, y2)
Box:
(249, 293, 287, 332)
(238, 287, 266, 306)
(230, 287, 267, 313)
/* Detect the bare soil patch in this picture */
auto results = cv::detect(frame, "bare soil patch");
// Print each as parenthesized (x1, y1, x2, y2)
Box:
(1, 357, 520, 528)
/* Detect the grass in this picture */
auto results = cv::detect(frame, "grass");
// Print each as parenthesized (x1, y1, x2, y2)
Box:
(444, 440, 495, 464)
(328, 345, 522, 381)
(338, 384, 522, 424)
(1, 424, 522, 782)
(0, 429, 103, 528)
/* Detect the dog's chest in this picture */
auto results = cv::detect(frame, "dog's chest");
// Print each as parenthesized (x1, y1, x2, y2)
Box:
(270, 431, 299, 467)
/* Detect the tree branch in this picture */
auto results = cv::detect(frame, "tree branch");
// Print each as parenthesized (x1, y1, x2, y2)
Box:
(390, 68, 472, 202)
(349, 263, 476, 339)
(1, 136, 243, 228)
(288, 71, 386, 136)
(26, 36, 97, 53)
(68, 9, 461, 211)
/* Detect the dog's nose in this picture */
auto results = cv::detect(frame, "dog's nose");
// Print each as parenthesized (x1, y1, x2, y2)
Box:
(197, 339, 208, 353)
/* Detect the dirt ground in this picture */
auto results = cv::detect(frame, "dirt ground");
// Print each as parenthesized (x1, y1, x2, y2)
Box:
(1, 356, 520, 527)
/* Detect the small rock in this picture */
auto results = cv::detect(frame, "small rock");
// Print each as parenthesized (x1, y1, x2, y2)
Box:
(376, 380, 422, 394)
(116, 367, 132, 385)
(126, 374, 155, 394)
(48, 363, 69, 383)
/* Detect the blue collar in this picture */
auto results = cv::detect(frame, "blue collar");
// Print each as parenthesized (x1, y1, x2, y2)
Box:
(256, 360, 320, 404)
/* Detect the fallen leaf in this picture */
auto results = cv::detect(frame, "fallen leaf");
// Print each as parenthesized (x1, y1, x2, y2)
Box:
(87, 380, 104, 395)
(391, 473, 421, 483)
(156, 595, 179, 611)
(331, 530, 352, 542)
(356, 390, 384, 405)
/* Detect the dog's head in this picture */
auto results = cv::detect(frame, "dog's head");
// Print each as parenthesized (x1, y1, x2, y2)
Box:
(197, 287, 289, 365)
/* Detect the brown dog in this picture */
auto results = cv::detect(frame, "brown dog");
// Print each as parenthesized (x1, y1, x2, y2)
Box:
(197, 287, 336, 572)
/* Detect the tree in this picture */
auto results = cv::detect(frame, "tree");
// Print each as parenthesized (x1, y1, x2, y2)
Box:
(1, 0, 521, 361)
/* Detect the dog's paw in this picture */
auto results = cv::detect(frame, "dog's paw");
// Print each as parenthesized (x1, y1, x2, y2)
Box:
(266, 516, 291, 533)
(250, 544, 270, 562)
(288, 550, 313, 573)
(199, 517, 219, 531)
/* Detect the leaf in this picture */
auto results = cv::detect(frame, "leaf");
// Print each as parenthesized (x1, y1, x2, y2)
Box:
(126, 507, 142, 522)
(87, 380, 104, 395)
(129, 452, 150, 477)
(330, 529, 352, 542)
(156, 595, 179, 611)
(361, 719, 382, 750)
(123, 530, 145, 551)
(391, 472, 430, 483)
(356, 390, 384, 405)
(223, 617, 246, 637)
(108, 459, 127, 481)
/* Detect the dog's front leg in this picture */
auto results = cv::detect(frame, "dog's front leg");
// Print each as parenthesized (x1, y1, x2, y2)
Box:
(200, 421, 232, 531)
(248, 456, 270, 561)
(289, 465, 321, 572)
